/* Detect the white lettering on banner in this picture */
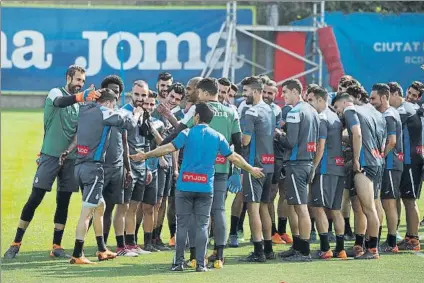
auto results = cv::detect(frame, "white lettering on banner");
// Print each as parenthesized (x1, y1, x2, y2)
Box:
(373, 41, 423, 53)
(405, 56, 424, 64)
(1, 32, 12, 68)
(77, 31, 245, 76)
(2, 30, 246, 75)
(1, 31, 52, 69)
(75, 31, 108, 76)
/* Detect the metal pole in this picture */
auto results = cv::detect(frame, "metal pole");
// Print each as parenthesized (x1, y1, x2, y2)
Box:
(312, 2, 317, 84)
(318, 1, 326, 86)
(222, 22, 234, 78)
(236, 27, 318, 67)
(230, 1, 237, 82)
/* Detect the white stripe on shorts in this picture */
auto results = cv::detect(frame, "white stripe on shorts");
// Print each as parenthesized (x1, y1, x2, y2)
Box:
(85, 175, 98, 203)
(389, 171, 395, 198)
(248, 173, 256, 202)
(409, 168, 416, 198)
(320, 175, 325, 207)
(290, 174, 301, 204)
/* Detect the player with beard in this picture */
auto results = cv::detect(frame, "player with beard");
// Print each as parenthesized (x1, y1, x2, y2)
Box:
(70, 89, 142, 264)
(405, 81, 424, 106)
(306, 86, 347, 259)
(156, 77, 202, 246)
(161, 78, 242, 269)
(388, 82, 422, 251)
(151, 83, 186, 250)
(156, 72, 173, 104)
(259, 79, 287, 245)
(239, 76, 276, 263)
(332, 91, 383, 260)
(96, 75, 138, 257)
(275, 79, 319, 262)
(4, 65, 104, 259)
(369, 83, 403, 253)
(117, 80, 154, 255)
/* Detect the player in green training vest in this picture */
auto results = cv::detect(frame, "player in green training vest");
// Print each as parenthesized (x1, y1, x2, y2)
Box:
(161, 77, 242, 269)
(4, 65, 103, 260)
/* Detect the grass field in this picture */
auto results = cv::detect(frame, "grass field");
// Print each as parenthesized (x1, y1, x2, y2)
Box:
(2, 110, 424, 283)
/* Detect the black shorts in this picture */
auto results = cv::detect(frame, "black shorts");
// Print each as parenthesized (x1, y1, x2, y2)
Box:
(157, 167, 173, 198)
(33, 154, 78, 192)
(380, 169, 402, 199)
(400, 164, 422, 199)
(243, 173, 273, 203)
(284, 162, 313, 205)
(103, 166, 124, 205)
(309, 174, 345, 210)
(272, 159, 284, 184)
(74, 162, 104, 207)
(125, 162, 146, 203)
(143, 170, 158, 206)
(349, 166, 380, 199)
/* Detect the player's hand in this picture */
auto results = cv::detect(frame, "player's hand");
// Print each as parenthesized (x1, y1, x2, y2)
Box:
(76, 85, 104, 102)
(36, 153, 41, 166)
(146, 170, 153, 185)
(250, 167, 264, 179)
(353, 160, 362, 173)
(157, 103, 172, 118)
(227, 167, 242, 193)
(308, 166, 316, 184)
(159, 157, 169, 169)
(124, 170, 133, 188)
(129, 151, 147, 162)
(133, 106, 144, 116)
(173, 169, 179, 180)
(59, 150, 70, 166)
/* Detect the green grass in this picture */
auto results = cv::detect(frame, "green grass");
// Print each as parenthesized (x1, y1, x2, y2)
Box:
(2, 111, 424, 283)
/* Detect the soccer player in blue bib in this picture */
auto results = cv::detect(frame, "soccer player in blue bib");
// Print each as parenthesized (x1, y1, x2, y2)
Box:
(129, 102, 264, 272)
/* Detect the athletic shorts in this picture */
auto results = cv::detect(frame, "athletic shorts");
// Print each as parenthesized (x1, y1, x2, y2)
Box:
(345, 160, 353, 190)
(349, 166, 380, 199)
(400, 164, 422, 199)
(143, 170, 158, 206)
(309, 174, 345, 210)
(33, 154, 78, 192)
(158, 167, 173, 198)
(74, 162, 104, 207)
(284, 163, 313, 205)
(211, 173, 228, 211)
(103, 166, 124, 204)
(243, 173, 273, 203)
(125, 162, 146, 203)
(272, 159, 285, 184)
(380, 169, 402, 199)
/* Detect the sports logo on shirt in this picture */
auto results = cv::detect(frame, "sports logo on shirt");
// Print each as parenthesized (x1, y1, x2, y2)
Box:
(182, 172, 208, 184)
(416, 146, 424, 155)
(215, 154, 226, 164)
(335, 157, 344, 166)
(397, 152, 404, 162)
(307, 142, 317, 152)
(261, 154, 275, 164)
(77, 145, 89, 156)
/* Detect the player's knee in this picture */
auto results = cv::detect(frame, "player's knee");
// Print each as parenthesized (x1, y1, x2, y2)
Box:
(143, 204, 154, 215)
(21, 187, 47, 222)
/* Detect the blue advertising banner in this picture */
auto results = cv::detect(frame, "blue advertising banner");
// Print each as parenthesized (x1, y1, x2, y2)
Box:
(1, 5, 254, 93)
(293, 12, 424, 92)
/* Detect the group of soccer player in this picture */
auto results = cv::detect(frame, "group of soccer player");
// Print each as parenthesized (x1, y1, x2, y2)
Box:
(4, 64, 424, 271)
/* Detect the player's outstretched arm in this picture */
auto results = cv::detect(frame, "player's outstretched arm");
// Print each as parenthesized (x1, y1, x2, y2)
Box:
(129, 143, 177, 162)
(227, 152, 264, 179)
(53, 87, 103, 108)
(160, 123, 188, 145)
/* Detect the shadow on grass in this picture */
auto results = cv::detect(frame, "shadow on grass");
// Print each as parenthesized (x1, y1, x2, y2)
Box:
(1, 250, 185, 279)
